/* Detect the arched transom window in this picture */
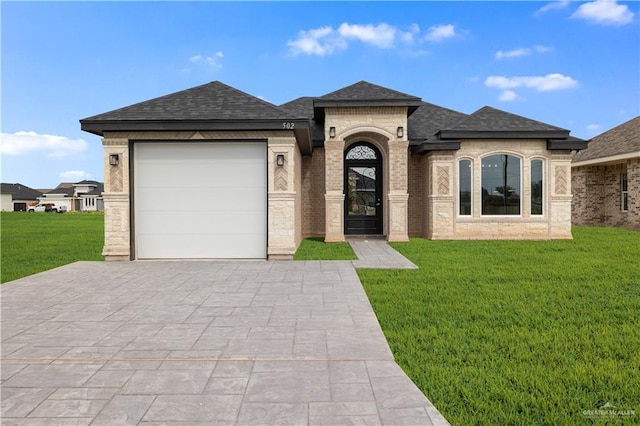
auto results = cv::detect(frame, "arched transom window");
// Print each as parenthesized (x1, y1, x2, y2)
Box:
(345, 145, 378, 160)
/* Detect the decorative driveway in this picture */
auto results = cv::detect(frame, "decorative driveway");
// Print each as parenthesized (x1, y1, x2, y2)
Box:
(1, 249, 448, 425)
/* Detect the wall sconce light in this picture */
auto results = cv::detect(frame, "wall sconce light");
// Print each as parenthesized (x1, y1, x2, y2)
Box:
(397, 127, 404, 138)
(109, 154, 119, 166)
(329, 127, 336, 138)
(276, 154, 285, 167)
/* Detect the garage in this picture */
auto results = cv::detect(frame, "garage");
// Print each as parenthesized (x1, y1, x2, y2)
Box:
(133, 142, 267, 259)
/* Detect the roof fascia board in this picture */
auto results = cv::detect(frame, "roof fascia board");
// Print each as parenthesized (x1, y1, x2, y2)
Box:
(314, 99, 422, 108)
(413, 141, 462, 155)
(547, 139, 589, 151)
(439, 130, 570, 139)
(572, 150, 640, 167)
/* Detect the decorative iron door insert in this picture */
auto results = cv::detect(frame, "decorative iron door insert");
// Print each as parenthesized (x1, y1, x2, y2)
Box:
(344, 143, 382, 234)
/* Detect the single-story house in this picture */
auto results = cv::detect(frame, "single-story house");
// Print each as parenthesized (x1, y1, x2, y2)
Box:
(0, 183, 42, 211)
(81, 81, 587, 261)
(572, 116, 639, 231)
(39, 180, 105, 212)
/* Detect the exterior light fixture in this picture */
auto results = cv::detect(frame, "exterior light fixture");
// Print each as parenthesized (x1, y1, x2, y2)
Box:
(329, 127, 336, 138)
(109, 154, 119, 166)
(276, 154, 285, 167)
(397, 126, 404, 138)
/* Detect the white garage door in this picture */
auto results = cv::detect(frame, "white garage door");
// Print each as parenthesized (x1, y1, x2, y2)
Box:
(134, 142, 266, 259)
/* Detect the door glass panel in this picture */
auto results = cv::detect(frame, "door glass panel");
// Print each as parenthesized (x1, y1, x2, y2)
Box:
(347, 166, 377, 216)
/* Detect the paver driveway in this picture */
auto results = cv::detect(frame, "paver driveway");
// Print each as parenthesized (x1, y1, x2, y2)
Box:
(1, 254, 448, 425)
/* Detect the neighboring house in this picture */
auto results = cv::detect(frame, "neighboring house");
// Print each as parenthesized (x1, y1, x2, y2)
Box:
(73, 180, 104, 211)
(81, 80, 587, 261)
(0, 183, 42, 211)
(572, 116, 640, 231)
(40, 181, 105, 212)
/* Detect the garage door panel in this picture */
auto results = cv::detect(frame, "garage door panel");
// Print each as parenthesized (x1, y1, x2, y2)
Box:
(137, 234, 266, 259)
(135, 187, 264, 211)
(136, 210, 265, 235)
(134, 142, 266, 259)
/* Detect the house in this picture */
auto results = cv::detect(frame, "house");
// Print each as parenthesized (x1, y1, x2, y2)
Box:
(39, 180, 105, 212)
(0, 183, 42, 211)
(572, 116, 639, 231)
(80, 81, 587, 261)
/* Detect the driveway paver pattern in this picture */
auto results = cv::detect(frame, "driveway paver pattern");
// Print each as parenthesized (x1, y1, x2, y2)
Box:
(1, 255, 448, 425)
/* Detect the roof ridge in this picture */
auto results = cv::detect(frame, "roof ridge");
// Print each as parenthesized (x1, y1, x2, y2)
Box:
(215, 81, 300, 117)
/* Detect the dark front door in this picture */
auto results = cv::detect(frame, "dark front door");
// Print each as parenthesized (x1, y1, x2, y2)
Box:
(344, 143, 382, 235)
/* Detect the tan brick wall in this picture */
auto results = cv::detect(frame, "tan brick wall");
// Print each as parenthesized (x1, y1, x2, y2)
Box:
(301, 148, 326, 237)
(419, 140, 574, 239)
(571, 159, 640, 231)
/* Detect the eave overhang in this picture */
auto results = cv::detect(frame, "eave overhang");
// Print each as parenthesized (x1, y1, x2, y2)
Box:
(438, 130, 570, 139)
(547, 138, 589, 151)
(313, 99, 422, 122)
(80, 118, 314, 155)
(412, 140, 462, 155)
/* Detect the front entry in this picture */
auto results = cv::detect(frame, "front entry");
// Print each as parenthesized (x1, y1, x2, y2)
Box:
(344, 143, 383, 235)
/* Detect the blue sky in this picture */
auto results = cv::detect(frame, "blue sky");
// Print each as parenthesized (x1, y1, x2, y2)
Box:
(2, 1, 638, 188)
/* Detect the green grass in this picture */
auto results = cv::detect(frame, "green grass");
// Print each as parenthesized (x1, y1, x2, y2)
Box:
(1, 212, 104, 283)
(294, 237, 357, 260)
(359, 226, 640, 425)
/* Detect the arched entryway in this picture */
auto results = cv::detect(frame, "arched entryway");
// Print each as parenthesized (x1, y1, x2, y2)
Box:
(344, 143, 383, 235)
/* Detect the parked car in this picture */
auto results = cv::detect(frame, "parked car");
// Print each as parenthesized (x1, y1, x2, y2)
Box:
(27, 203, 66, 213)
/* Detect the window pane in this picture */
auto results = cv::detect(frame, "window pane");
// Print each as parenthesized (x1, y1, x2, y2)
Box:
(531, 159, 543, 215)
(622, 173, 628, 191)
(481, 154, 521, 215)
(459, 160, 472, 215)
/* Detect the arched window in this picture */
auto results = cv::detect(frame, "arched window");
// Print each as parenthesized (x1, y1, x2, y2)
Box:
(345, 144, 378, 160)
(459, 159, 472, 216)
(531, 159, 544, 215)
(481, 154, 521, 215)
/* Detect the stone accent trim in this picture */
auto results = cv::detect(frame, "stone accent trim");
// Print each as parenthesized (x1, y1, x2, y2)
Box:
(324, 192, 346, 242)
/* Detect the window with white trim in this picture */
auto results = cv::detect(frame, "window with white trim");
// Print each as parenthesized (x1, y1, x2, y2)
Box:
(459, 159, 472, 216)
(481, 154, 521, 215)
(531, 159, 544, 215)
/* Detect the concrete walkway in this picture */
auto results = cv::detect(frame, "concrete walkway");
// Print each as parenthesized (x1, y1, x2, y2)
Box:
(1, 256, 447, 425)
(348, 239, 418, 269)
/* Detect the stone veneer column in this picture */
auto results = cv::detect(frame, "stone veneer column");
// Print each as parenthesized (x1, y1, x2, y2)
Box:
(102, 138, 130, 261)
(550, 153, 573, 238)
(324, 139, 346, 242)
(267, 137, 299, 259)
(387, 140, 410, 242)
(425, 152, 455, 239)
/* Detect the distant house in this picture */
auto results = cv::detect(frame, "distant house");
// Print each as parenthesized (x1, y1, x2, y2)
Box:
(0, 183, 42, 211)
(39, 180, 104, 212)
(572, 116, 640, 231)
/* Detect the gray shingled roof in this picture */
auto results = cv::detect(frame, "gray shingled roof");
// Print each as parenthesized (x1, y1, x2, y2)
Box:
(280, 97, 325, 145)
(573, 116, 640, 163)
(445, 106, 568, 133)
(45, 183, 75, 196)
(408, 101, 469, 143)
(0, 183, 42, 200)
(82, 81, 297, 122)
(318, 81, 421, 102)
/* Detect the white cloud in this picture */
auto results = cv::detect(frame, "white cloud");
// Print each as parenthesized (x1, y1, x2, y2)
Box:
(59, 170, 92, 181)
(496, 48, 531, 59)
(189, 51, 224, 69)
(424, 24, 456, 42)
(496, 45, 553, 59)
(0, 131, 87, 157)
(288, 22, 431, 56)
(571, 0, 634, 25)
(498, 90, 520, 101)
(485, 73, 578, 92)
(287, 26, 347, 56)
(338, 23, 396, 48)
(535, 1, 570, 16)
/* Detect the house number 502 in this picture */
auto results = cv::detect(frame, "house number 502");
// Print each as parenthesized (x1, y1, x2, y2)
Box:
(282, 122, 295, 130)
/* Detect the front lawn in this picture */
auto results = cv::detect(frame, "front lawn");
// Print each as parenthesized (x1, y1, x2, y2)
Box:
(293, 237, 357, 260)
(359, 226, 640, 425)
(1, 212, 104, 283)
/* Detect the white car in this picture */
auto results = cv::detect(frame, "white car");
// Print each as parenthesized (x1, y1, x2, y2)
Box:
(27, 203, 67, 213)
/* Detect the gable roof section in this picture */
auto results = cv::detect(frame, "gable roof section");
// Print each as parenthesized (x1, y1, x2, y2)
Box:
(408, 101, 469, 145)
(81, 81, 313, 154)
(44, 183, 75, 197)
(572, 116, 640, 164)
(0, 183, 42, 200)
(439, 106, 570, 139)
(313, 81, 422, 120)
